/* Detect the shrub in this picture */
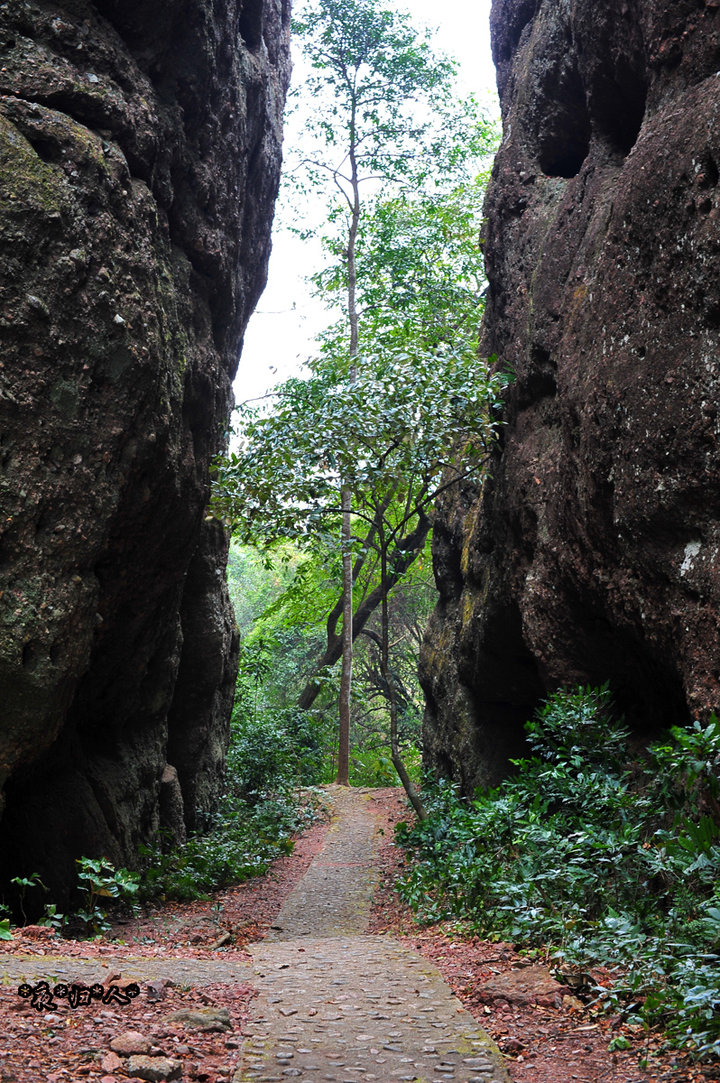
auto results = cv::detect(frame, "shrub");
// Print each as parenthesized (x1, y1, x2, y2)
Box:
(228, 707, 327, 802)
(397, 687, 720, 1061)
(138, 790, 318, 903)
(348, 743, 422, 788)
(138, 706, 324, 902)
(74, 858, 139, 935)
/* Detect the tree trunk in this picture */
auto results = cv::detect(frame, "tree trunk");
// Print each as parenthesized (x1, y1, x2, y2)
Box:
(298, 508, 431, 711)
(379, 533, 427, 821)
(336, 484, 352, 785)
(335, 109, 361, 786)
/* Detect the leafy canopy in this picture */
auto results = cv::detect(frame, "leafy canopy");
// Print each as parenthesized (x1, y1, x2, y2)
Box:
(214, 173, 508, 547)
(212, 343, 508, 547)
(315, 176, 493, 353)
(289, 0, 489, 196)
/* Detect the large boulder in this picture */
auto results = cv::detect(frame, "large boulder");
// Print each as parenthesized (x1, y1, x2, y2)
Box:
(0, 0, 290, 901)
(421, 0, 720, 793)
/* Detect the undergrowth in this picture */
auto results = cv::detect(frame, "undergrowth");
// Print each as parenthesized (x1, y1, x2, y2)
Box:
(397, 686, 720, 1062)
(137, 708, 323, 902)
(138, 790, 319, 903)
(1, 696, 323, 930)
(349, 744, 422, 788)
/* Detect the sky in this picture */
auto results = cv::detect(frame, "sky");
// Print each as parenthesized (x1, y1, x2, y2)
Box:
(234, 0, 497, 406)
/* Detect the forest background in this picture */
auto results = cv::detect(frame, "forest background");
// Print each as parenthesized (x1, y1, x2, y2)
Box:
(215, 0, 503, 792)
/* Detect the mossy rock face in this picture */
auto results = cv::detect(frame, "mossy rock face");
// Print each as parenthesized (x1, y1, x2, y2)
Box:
(0, 0, 290, 908)
(421, 0, 720, 794)
(0, 113, 65, 218)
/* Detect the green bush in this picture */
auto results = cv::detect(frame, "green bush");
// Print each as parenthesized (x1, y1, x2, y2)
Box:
(138, 789, 317, 903)
(349, 747, 397, 787)
(228, 708, 328, 802)
(138, 701, 324, 902)
(397, 687, 720, 1062)
(74, 857, 139, 935)
(349, 744, 422, 788)
(230, 634, 332, 797)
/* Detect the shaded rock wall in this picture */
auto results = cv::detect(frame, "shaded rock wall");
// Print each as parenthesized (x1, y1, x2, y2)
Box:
(421, 0, 720, 793)
(0, 0, 289, 900)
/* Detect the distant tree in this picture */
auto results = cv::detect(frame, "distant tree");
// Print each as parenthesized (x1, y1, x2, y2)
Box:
(214, 0, 504, 800)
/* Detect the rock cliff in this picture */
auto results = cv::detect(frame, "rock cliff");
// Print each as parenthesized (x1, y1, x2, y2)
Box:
(0, 0, 290, 902)
(421, 0, 720, 793)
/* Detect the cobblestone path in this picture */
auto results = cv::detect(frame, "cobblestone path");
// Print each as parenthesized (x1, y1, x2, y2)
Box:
(0, 787, 511, 1082)
(234, 786, 511, 1083)
(0, 951, 253, 988)
(266, 785, 379, 940)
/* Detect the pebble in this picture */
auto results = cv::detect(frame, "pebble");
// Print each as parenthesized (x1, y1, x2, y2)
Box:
(101, 1051, 123, 1072)
(165, 1007, 232, 1032)
(126, 1054, 183, 1081)
(109, 1030, 152, 1056)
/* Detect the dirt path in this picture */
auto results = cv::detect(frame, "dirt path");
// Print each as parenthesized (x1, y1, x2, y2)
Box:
(235, 786, 510, 1082)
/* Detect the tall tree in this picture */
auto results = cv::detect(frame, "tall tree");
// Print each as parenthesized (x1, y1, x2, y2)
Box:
(212, 315, 510, 809)
(285, 0, 493, 784)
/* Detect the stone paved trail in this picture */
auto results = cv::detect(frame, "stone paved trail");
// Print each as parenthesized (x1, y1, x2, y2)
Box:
(0, 787, 511, 1083)
(0, 950, 254, 989)
(266, 785, 380, 940)
(234, 786, 511, 1083)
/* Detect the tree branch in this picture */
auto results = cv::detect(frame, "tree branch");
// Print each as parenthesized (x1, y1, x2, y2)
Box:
(298, 506, 431, 710)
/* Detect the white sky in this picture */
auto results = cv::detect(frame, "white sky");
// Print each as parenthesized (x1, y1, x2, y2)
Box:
(234, 0, 497, 406)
